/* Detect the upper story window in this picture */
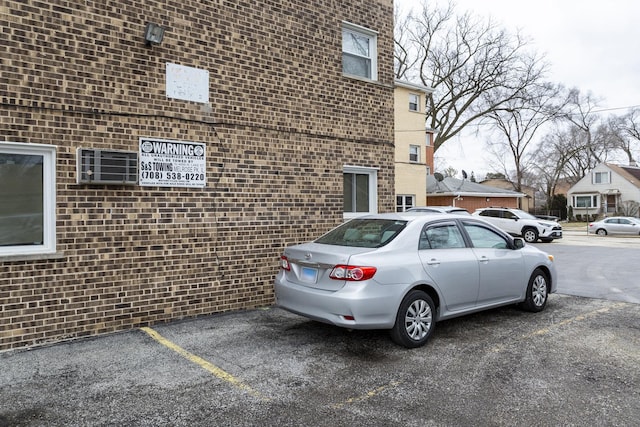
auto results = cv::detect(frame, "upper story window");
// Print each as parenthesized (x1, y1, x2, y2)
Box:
(409, 93, 419, 112)
(0, 142, 56, 256)
(343, 166, 378, 218)
(342, 22, 378, 81)
(409, 145, 420, 162)
(593, 171, 610, 184)
(425, 133, 432, 146)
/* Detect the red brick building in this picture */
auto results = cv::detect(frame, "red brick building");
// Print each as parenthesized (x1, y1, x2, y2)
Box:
(426, 176, 524, 212)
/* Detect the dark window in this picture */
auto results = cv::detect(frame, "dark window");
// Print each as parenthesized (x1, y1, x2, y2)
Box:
(316, 219, 407, 248)
(0, 153, 44, 246)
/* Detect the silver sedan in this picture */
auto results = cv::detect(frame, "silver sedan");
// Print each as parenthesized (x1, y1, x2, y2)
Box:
(588, 216, 640, 236)
(274, 213, 557, 348)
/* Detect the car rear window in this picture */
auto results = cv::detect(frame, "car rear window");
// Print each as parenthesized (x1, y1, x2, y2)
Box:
(316, 219, 407, 248)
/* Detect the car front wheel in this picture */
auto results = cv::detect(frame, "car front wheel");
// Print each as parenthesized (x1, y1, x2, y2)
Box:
(522, 227, 539, 243)
(390, 290, 435, 348)
(522, 268, 548, 312)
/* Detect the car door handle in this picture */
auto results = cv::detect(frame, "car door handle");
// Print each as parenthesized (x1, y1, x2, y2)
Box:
(426, 258, 440, 265)
(479, 256, 489, 263)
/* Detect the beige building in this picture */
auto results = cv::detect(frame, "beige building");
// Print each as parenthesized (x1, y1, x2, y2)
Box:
(393, 80, 434, 210)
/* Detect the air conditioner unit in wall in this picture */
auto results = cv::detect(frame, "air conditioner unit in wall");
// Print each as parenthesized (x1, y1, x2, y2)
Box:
(77, 148, 138, 185)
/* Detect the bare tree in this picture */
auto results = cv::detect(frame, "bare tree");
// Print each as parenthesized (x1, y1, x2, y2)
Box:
(531, 89, 626, 212)
(394, 1, 548, 152)
(533, 128, 582, 209)
(559, 89, 617, 169)
(609, 107, 640, 164)
(442, 166, 458, 178)
(485, 82, 566, 193)
(618, 200, 640, 217)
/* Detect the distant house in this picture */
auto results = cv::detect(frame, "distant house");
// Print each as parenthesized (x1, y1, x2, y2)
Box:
(480, 178, 536, 211)
(427, 176, 525, 212)
(393, 80, 434, 211)
(567, 163, 640, 220)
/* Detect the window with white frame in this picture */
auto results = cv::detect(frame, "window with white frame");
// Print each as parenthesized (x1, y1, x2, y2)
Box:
(409, 93, 419, 112)
(343, 166, 378, 217)
(342, 22, 378, 81)
(593, 171, 610, 184)
(0, 142, 56, 256)
(396, 195, 415, 212)
(409, 145, 420, 162)
(573, 195, 598, 208)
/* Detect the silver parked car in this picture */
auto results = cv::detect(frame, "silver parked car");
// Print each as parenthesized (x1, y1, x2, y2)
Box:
(406, 206, 470, 215)
(274, 213, 557, 348)
(588, 216, 640, 236)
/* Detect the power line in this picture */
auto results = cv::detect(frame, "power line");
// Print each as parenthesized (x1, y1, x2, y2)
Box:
(399, 103, 640, 132)
(590, 104, 640, 114)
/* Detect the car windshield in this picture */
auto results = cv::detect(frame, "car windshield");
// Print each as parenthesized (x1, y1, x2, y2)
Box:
(316, 218, 408, 248)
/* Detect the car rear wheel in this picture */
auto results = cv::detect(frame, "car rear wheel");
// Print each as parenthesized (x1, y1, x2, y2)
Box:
(522, 227, 539, 243)
(522, 268, 548, 312)
(390, 290, 435, 348)
(596, 229, 607, 236)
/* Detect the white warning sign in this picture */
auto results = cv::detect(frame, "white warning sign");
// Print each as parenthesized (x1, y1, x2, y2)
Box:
(139, 138, 206, 188)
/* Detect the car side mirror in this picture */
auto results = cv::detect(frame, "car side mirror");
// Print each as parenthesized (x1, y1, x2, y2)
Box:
(513, 238, 525, 249)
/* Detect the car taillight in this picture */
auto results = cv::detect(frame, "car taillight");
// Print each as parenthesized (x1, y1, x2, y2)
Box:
(329, 265, 377, 281)
(280, 256, 290, 271)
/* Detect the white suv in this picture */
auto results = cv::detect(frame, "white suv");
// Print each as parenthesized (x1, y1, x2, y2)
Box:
(473, 208, 563, 243)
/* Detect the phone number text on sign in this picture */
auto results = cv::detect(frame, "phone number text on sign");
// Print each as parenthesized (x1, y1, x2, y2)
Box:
(139, 138, 206, 188)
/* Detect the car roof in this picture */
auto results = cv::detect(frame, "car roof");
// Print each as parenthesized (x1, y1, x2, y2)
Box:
(349, 213, 512, 238)
(351, 212, 473, 222)
(476, 207, 514, 211)
(407, 206, 470, 213)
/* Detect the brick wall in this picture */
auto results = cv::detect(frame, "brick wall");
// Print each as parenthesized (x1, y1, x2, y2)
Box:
(0, 0, 395, 350)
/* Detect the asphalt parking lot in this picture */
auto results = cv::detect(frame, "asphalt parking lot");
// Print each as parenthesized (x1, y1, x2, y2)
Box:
(1, 232, 639, 426)
(533, 229, 640, 304)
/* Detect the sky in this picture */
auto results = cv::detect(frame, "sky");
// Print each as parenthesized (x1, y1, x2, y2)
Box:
(395, 0, 640, 180)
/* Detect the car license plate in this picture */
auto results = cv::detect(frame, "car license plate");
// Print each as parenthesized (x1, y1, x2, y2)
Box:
(300, 267, 318, 283)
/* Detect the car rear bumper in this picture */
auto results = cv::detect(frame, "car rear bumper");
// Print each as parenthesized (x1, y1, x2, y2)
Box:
(273, 272, 402, 330)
